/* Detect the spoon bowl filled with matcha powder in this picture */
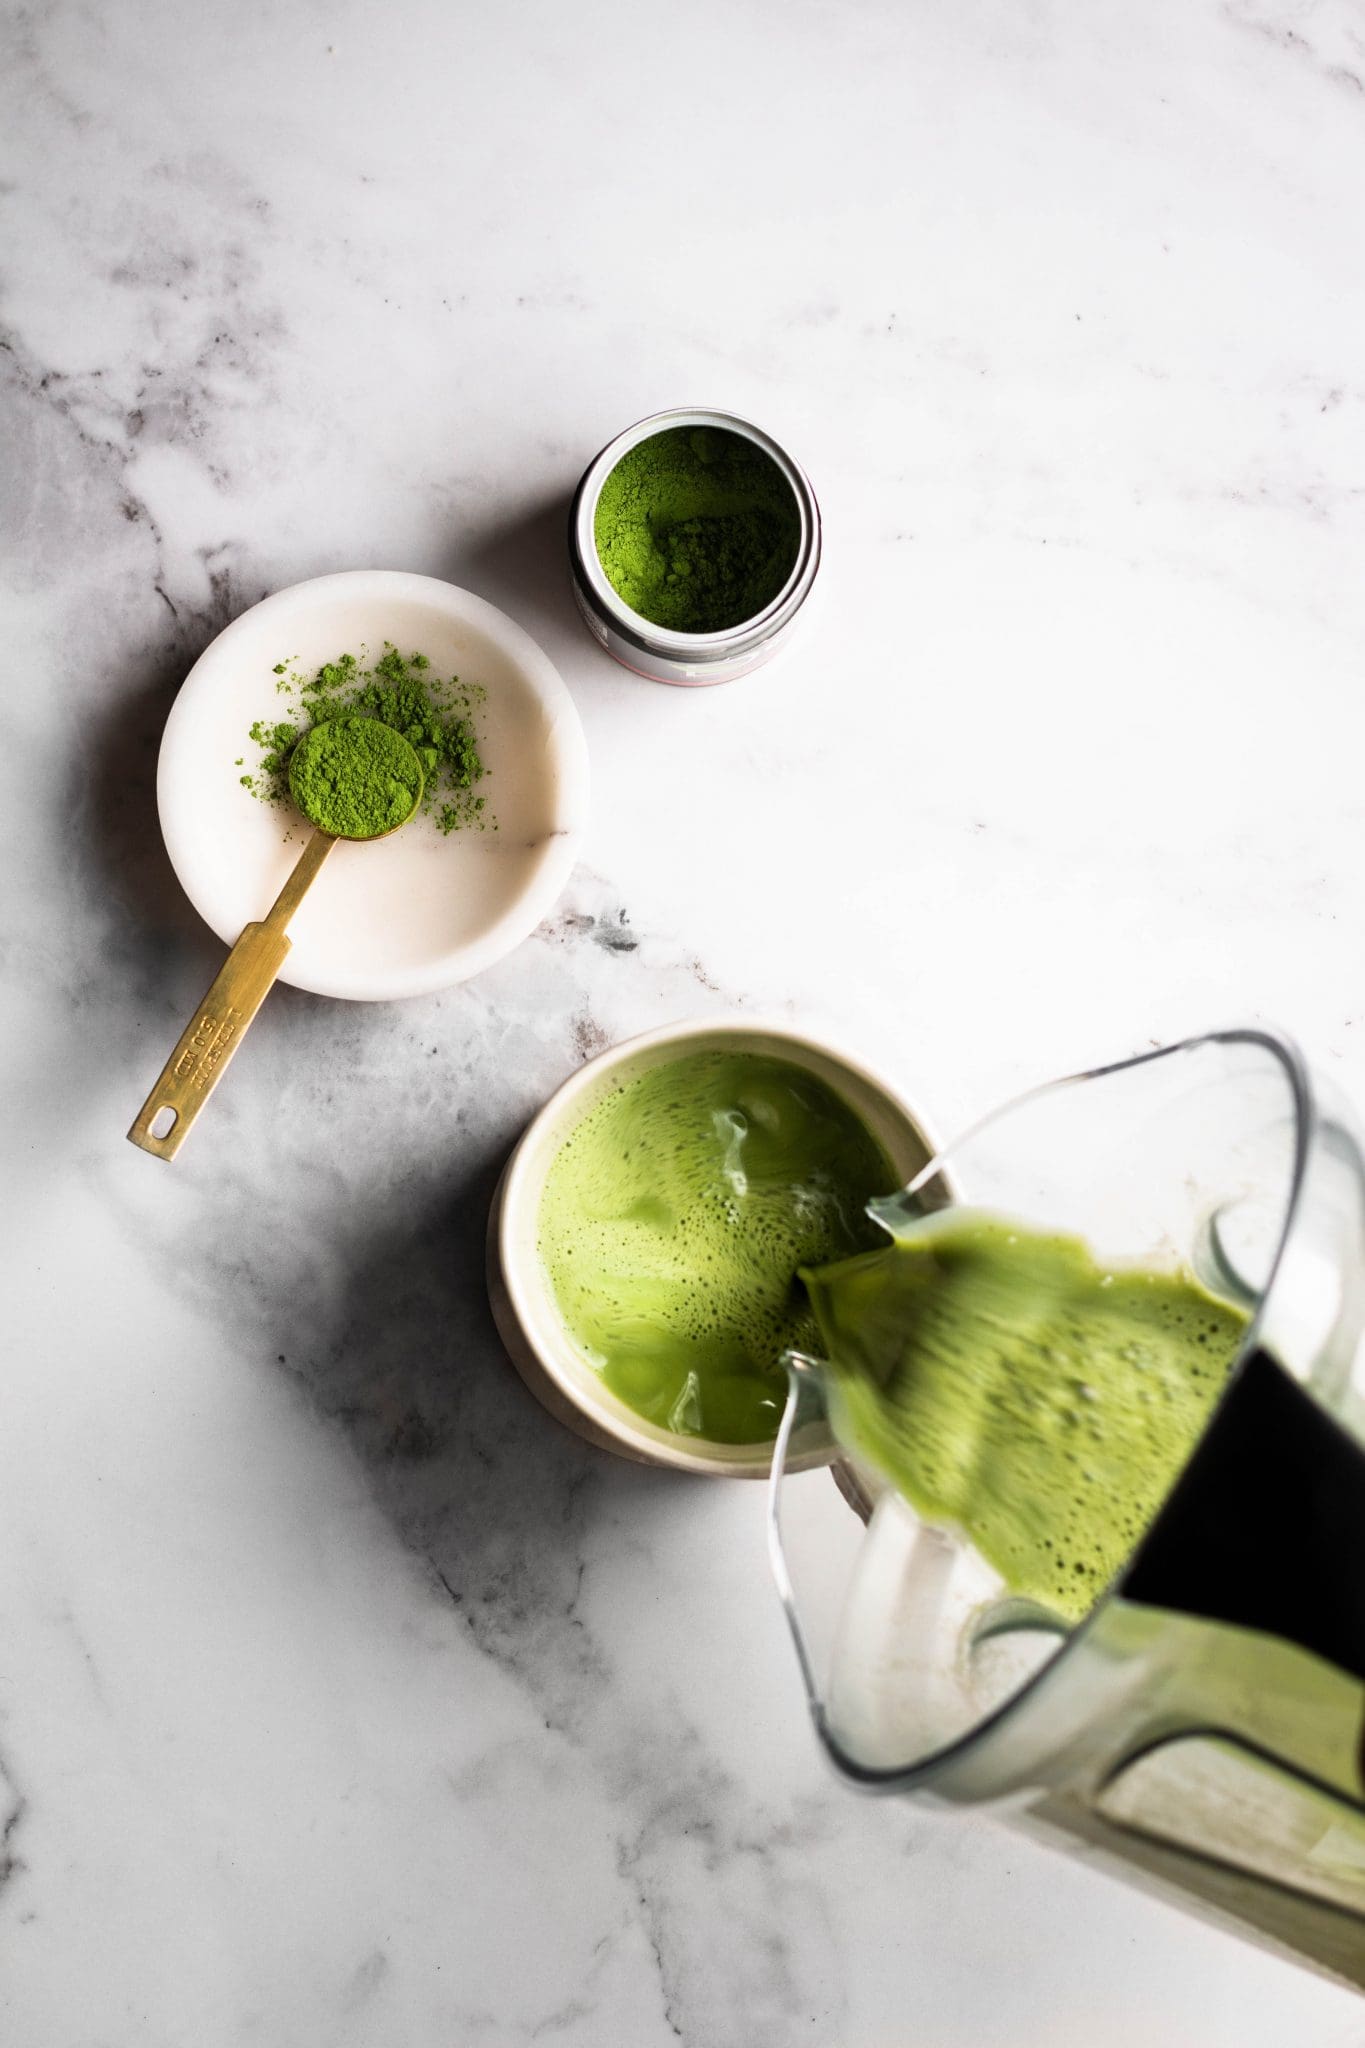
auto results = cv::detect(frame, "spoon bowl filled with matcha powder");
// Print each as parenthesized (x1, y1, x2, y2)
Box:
(285, 716, 426, 842)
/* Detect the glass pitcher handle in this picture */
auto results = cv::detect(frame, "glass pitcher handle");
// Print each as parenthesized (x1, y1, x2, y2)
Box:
(766, 1356, 830, 1722)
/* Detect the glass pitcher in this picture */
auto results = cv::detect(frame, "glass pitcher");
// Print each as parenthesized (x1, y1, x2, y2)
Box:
(769, 1029, 1365, 1944)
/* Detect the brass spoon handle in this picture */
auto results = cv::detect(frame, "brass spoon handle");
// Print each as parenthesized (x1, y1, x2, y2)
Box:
(128, 829, 336, 1161)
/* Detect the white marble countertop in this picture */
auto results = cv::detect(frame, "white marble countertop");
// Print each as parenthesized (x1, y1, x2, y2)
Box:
(5, 2, 1365, 2040)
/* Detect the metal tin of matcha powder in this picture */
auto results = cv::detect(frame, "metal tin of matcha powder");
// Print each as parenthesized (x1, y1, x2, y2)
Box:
(569, 408, 821, 686)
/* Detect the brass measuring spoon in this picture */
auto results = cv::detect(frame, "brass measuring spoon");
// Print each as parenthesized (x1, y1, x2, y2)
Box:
(128, 718, 425, 1161)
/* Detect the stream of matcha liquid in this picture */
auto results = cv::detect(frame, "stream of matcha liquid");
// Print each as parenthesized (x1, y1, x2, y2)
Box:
(803, 1211, 1249, 1622)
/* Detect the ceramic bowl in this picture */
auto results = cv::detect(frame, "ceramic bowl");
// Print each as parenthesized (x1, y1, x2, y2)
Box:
(157, 570, 589, 1001)
(486, 1017, 940, 1477)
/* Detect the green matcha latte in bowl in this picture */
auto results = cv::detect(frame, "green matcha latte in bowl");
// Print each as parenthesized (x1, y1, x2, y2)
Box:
(487, 1020, 938, 1476)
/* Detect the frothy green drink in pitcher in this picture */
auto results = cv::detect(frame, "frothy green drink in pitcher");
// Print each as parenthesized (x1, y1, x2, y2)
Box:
(803, 1211, 1248, 1621)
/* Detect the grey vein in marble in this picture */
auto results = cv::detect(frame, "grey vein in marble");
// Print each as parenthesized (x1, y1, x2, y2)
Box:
(5, 0, 1365, 2041)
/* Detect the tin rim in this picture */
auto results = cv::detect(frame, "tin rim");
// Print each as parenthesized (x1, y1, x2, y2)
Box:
(570, 406, 821, 659)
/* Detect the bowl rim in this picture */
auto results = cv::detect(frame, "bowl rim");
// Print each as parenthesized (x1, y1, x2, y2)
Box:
(490, 1015, 943, 1478)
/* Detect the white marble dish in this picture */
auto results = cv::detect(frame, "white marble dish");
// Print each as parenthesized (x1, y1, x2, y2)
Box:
(488, 1017, 939, 1477)
(157, 571, 589, 1000)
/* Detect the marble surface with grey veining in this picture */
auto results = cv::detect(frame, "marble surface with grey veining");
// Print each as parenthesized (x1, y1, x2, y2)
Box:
(4, 1, 1365, 2041)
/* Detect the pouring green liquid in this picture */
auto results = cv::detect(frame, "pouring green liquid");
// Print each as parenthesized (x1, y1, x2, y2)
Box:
(537, 1050, 1246, 1615)
(803, 1210, 1249, 1622)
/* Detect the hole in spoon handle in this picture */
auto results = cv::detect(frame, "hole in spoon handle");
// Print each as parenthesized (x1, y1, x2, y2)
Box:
(127, 921, 294, 1159)
(127, 830, 336, 1161)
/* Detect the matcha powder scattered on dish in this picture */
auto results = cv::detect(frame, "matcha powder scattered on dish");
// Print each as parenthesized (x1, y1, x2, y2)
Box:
(240, 643, 492, 836)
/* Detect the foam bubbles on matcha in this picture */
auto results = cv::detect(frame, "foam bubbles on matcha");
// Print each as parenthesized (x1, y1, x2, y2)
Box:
(537, 1052, 899, 1445)
(803, 1210, 1249, 1623)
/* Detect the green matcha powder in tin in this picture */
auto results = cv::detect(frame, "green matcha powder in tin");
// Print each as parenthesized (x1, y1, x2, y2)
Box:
(593, 425, 801, 634)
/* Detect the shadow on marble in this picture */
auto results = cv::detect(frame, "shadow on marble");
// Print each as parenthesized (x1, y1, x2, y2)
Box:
(268, 1136, 696, 1722)
(456, 492, 579, 656)
(74, 619, 238, 974)
(67, 620, 243, 1140)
